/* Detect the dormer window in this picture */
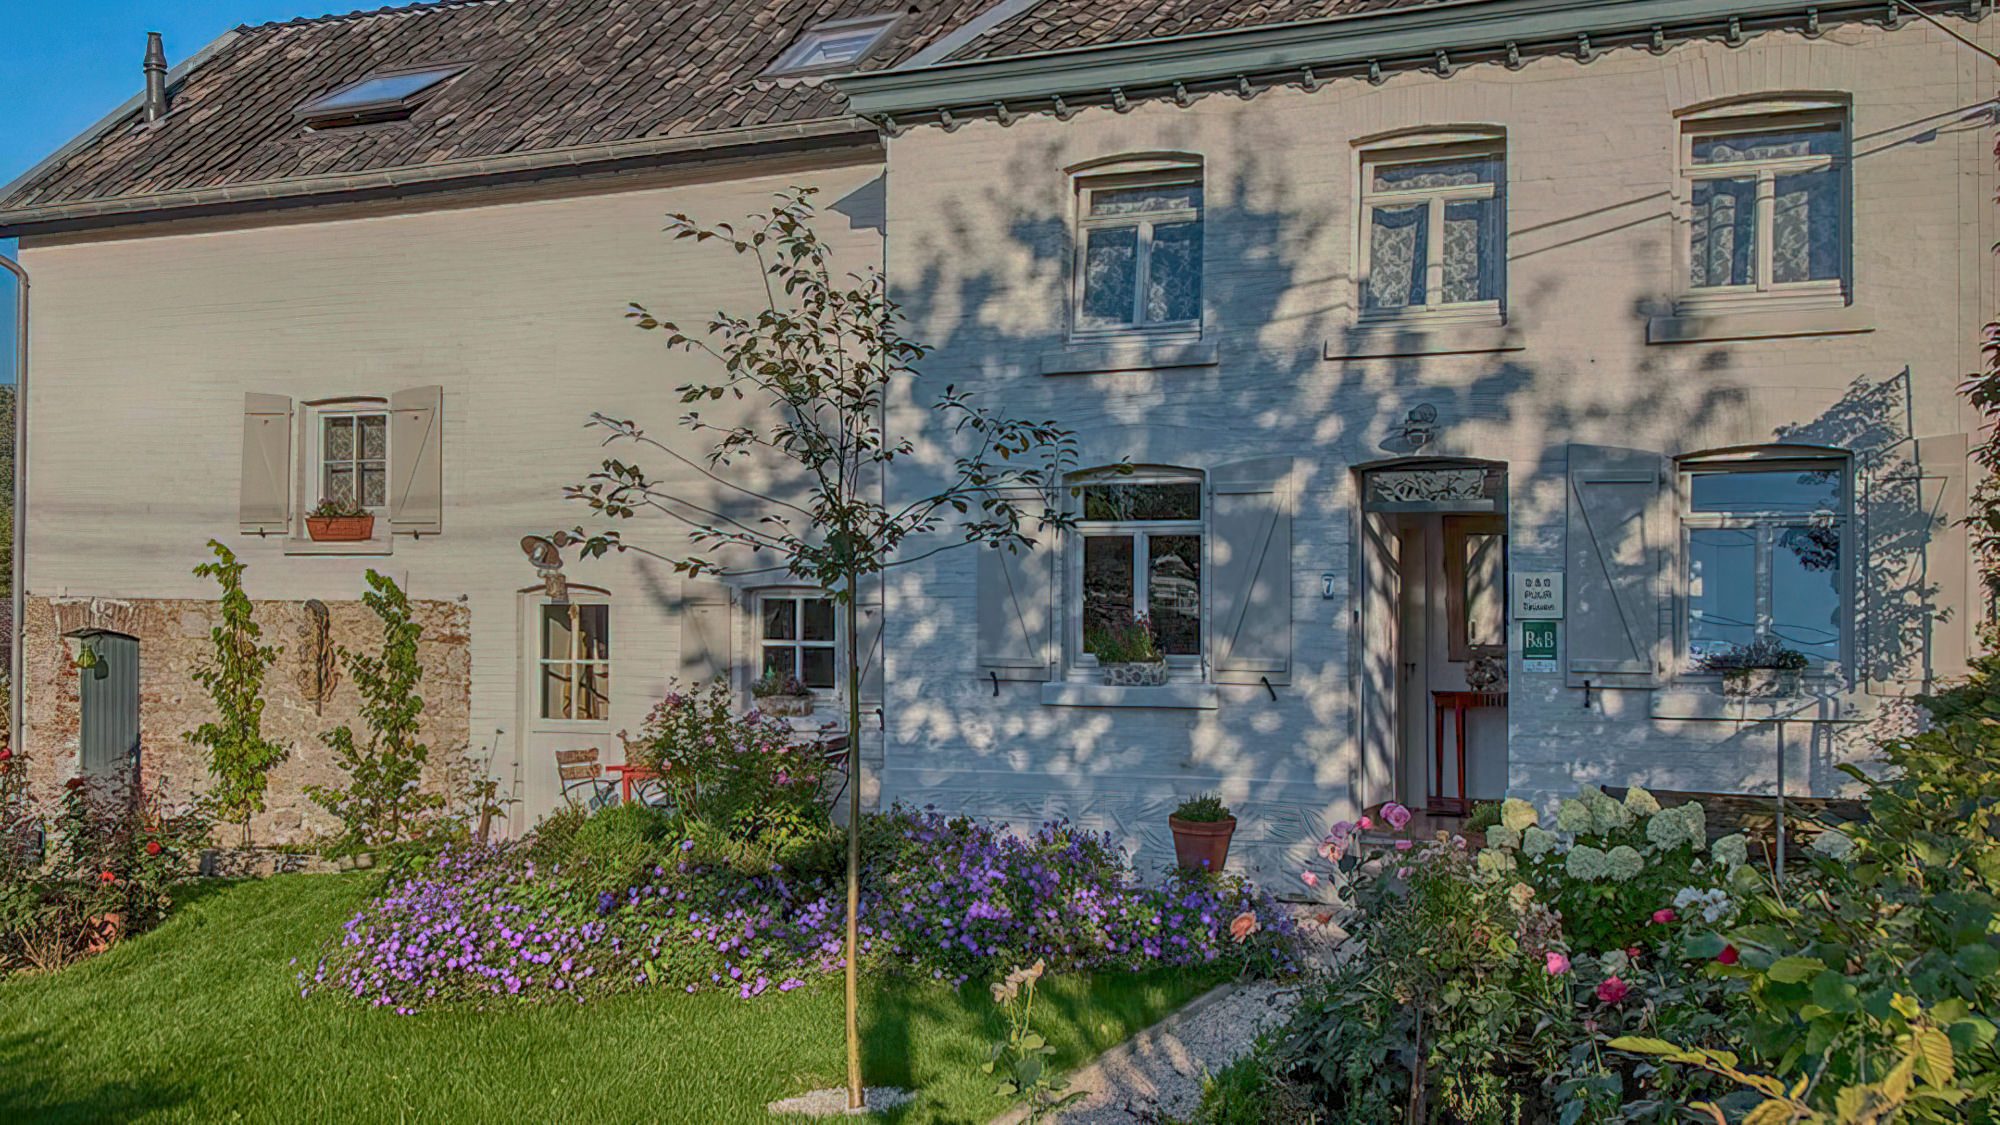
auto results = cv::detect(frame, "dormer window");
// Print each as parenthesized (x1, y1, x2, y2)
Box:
(765, 14, 899, 77)
(296, 65, 463, 128)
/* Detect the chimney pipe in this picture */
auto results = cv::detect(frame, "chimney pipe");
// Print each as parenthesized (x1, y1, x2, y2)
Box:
(143, 32, 168, 123)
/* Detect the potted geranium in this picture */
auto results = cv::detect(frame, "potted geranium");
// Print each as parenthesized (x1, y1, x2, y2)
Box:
(1086, 611, 1168, 687)
(1167, 793, 1236, 873)
(1696, 637, 1809, 698)
(752, 669, 814, 717)
(305, 498, 374, 542)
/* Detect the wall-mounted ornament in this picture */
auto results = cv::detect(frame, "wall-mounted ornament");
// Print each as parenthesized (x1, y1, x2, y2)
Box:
(1377, 403, 1441, 454)
(297, 598, 336, 714)
(521, 534, 569, 603)
(1366, 467, 1488, 506)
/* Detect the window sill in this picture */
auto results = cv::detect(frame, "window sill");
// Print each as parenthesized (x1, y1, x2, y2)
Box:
(1325, 319, 1523, 359)
(1040, 340, 1219, 376)
(1647, 304, 1872, 345)
(283, 534, 393, 557)
(1040, 682, 1220, 709)
(1649, 684, 1876, 722)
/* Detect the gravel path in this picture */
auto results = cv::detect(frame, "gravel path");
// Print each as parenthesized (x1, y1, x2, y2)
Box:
(990, 906, 1351, 1125)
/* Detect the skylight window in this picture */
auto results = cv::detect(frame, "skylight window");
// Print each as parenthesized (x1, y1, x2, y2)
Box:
(296, 65, 463, 126)
(765, 14, 899, 77)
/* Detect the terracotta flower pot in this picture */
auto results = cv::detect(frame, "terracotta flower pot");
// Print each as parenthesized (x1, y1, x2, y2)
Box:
(84, 911, 125, 954)
(1168, 815, 1236, 873)
(306, 514, 375, 542)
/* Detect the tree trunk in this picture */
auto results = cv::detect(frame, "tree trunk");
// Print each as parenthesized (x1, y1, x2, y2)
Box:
(844, 572, 863, 1110)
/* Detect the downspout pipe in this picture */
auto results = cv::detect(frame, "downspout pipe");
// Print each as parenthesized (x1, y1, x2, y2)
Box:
(0, 252, 25, 767)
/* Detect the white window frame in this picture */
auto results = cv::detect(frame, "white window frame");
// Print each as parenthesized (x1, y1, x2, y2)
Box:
(305, 399, 391, 516)
(1066, 470, 1207, 682)
(1678, 107, 1849, 315)
(536, 597, 613, 725)
(1357, 141, 1506, 325)
(764, 14, 900, 77)
(754, 589, 843, 697)
(1070, 168, 1204, 342)
(1677, 452, 1851, 677)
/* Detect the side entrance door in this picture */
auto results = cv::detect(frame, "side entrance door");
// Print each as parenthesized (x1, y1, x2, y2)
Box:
(517, 589, 614, 819)
(79, 632, 140, 783)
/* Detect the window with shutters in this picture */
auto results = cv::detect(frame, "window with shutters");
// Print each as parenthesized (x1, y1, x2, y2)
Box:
(1679, 102, 1849, 314)
(310, 400, 390, 513)
(1069, 471, 1205, 679)
(1072, 161, 1204, 341)
(1358, 140, 1505, 322)
(245, 386, 444, 550)
(1680, 454, 1849, 672)
(757, 591, 841, 693)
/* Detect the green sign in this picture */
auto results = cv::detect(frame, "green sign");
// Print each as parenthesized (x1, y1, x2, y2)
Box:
(1522, 620, 1559, 668)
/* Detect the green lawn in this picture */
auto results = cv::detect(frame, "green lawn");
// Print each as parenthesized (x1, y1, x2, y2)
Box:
(0, 874, 1223, 1124)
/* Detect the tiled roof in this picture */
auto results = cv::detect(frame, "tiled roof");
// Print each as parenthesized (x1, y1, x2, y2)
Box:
(1, 0, 981, 215)
(943, 0, 1445, 62)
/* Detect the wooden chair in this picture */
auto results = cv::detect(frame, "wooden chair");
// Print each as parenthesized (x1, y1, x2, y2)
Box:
(555, 748, 616, 811)
(616, 729, 674, 811)
(811, 723, 852, 813)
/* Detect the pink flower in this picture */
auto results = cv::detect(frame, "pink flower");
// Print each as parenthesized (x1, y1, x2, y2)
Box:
(1382, 802, 1412, 831)
(1358, 816, 1374, 830)
(1396, 866, 1412, 879)
(1716, 945, 1740, 966)
(1596, 977, 1630, 1004)
(1545, 952, 1571, 976)
(1626, 945, 1642, 961)
(1317, 836, 1348, 862)
(1329, 821, 1354, 840)
(1229, 912, 1260, 943)
(1300, 871, 1319, 888)
(1395, 839, 1413, 851)
(1651, 909, 1676, 925)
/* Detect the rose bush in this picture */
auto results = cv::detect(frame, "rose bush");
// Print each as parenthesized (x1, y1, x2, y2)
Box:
(632, 678, 829, 843)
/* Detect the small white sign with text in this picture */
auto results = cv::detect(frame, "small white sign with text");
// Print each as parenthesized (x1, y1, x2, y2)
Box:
(1511, 572, 1564, 620)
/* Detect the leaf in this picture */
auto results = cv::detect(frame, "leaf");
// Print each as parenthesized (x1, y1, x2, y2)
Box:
(1743, 1099, 1795, 1125)
(1019, 1032, 1045, 1051)
(1766, 956, 1828, 984)
(1811, 969, 1861, 1014)
(1948, 1017, 1998, 1055)
(1912, 1027, 1954, 1088)
(1954, 942, 1999, 978)
(1607, 1036, 1681, 1057)
(1883, 1051, 1917, 1103)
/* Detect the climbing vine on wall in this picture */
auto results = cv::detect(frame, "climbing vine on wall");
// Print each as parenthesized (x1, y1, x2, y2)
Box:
(186, 539, 288, 843)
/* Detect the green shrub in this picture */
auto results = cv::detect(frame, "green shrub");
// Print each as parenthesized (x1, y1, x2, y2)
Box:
(564, 802, 678, 895)
(1173, 793, 1231, 822)
(633, 679, 830, 843)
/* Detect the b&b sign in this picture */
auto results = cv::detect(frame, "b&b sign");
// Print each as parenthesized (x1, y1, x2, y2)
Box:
(1511, 572, 1563, 620)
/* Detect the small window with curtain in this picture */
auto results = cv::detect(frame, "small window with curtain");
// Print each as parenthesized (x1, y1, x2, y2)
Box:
(1681, 456, 1847, 671)
(1073, 168, 1203, 337)
(317, 404, 389, 512)
(1682, 108, 1847, 310)
(1359, 143, 1505, 320)
(540, 602, 610, 721)
(1072, 474, 1204, 672)
(760, 593, 839, 691)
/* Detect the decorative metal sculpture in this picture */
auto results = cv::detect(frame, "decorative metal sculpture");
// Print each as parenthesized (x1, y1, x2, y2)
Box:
(297, 598, 336, 714)
(1367, 467, 1488, 505)
(521, 534, 568, 603)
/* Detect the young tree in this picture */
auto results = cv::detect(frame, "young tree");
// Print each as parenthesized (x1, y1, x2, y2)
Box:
(562, 187, 1077, 1108)
(186, 539, 286, 845)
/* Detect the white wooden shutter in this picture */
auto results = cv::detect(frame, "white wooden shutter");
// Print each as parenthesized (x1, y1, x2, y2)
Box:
(1865, 434, 1970, 692)
(856, 592, 885, 705)
(1565, 445, 1668, 687)
(389, 385, 443, 534)
(977, 491, 1056, 681)
(239, 393, 292, 535)
(678, 580, 734, 688)
(1210, 457, 1294, 685)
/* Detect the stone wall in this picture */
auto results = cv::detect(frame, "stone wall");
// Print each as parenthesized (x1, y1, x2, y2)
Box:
(19, 594, 471, 846)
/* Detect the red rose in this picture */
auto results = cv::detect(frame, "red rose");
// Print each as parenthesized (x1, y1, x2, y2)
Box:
(98, 871, 116, 883)
(1650, 908, 1676, 925)
(146, 840, 162, 856)
(1716, 945, 1740, 966)
(0, 748, 12, 762)
(1626, 945, 1643, 961)
(1595, 976, 1631, 1005)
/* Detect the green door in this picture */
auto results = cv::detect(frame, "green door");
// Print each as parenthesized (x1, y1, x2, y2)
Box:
(79, 633, 139, 776)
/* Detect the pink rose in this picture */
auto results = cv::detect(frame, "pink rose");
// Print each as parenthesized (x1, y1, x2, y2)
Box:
(1651, 909, 1676, 925)
(1383, 802, 1412, 831)
(1318, 835, 1348, 862)
(1300, 871, 1318, 888)
(1358, 816, 1374, 830)
(1545, 952, 1571, 976)
(1595, 977, 1630, 1004)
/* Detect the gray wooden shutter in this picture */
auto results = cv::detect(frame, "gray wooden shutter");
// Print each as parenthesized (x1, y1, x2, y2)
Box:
(79, 633, 139, 776)
(1211, 457, 1294, 685)
(239, 393, 292, 535)
(856, 592, 885, 705)
(389, 385, 444, 534)
(977, 491, 1056, 681)
(678, 580, 734, 687)
(1565, 445, 1668, 687)
(1865, 434, 1970, 691)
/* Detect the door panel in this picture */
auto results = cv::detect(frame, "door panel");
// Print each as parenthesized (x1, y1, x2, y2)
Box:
(79, 633, 139, 780)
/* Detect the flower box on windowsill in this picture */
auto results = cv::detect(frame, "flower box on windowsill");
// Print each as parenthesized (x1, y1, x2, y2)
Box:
(1100, 661, 1169, 687)
(305, 514, 375, 542)
(1719, 669, 1802, 699)
(757, 693, 814, 717)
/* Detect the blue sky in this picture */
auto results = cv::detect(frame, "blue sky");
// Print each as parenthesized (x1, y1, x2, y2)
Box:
(1, 2, 338, 382)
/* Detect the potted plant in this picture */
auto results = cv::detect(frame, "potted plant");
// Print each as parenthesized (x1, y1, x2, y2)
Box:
(752, 669, 814, 717)
(1696, 637, 1809, 698)
(1167, 793, 1236, 873)
(1086, 611, 1168, 687)
(305, 498, 374, 542)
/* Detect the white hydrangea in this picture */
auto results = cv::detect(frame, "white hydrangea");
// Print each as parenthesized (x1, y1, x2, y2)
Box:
(1711, 834, 1749, 870)
(1624, 786, 1662, 817)
(1646, 803, 1707, 851)
(1811, 829, 1856, 861)
(1522, 827, 1557, 857)
(1672, 886, 1738, 925)
(1601, 948, 1630, 976)
(1583, 786, 1634, 832)
(1501, 798, 1540, 832)
(1565, 844, 1611, 881)
(1477, 848, 1518, 875)
(1486, 824, 1522, 852)
(1605, 844, 1645, 883)
(1557, 799, 1596, 834)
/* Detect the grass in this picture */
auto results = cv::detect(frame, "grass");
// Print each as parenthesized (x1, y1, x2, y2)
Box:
(0, 874, 1226, 1124)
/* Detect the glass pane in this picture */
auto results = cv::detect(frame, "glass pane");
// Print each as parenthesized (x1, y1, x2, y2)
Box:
(1146, 220, 1202, 323)
(791, 29, 881, 68)
(1772, 524, 1842, 664)
(541, 605, 574, 660)
(801, 598, 835, 642)
(801, 647, 836, 689)
(1689, 467, 1842, 514)
(1365, 204, 1427, 310)
(576, 604, 610, 661)
(1692, 125, 1841, 165)
(306, 68, 456, 114)
(761, 646, 797, 682)
(324, 416, 354, 462)
(1372, 157, 1497, 192)
(359, 415, 387, 460)
(1441, 197, 1499, 305)
(1690, 177, 1756, 288)
(575, 663, 609, 721)
(1464, 533, 1505, 648)
(1089, 184, 1202, 216)
(540, 664, 573, 720)
(1082, 536, 1135, 654)
(324, 465, 355, 506)
(1147, 534, 1202, 657)
(763, 599, 797, 641)
(1773, 168, 1840, 284)
(360, 464, 386, 508)
(1080, 482, 1200, 522)
(1081, 227, 1137, 325)
(1688, 527, 1758, 661)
